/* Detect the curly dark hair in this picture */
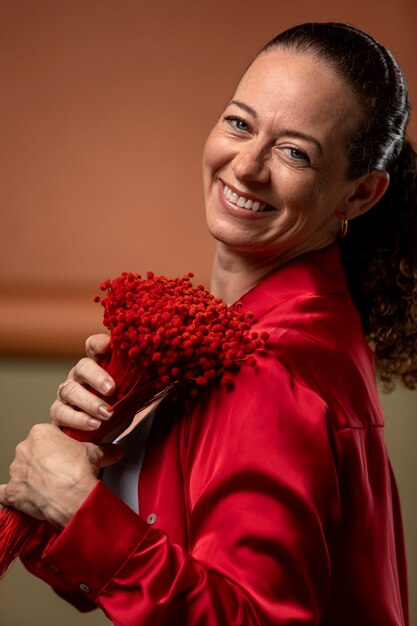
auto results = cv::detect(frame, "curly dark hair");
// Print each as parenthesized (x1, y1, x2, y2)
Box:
(260, 23, 417, 390)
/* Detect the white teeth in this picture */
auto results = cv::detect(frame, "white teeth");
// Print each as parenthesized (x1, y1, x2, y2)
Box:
(223, 184, 267, 212)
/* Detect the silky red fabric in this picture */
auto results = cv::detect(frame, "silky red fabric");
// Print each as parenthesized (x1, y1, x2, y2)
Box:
(21, 246, 408, 625)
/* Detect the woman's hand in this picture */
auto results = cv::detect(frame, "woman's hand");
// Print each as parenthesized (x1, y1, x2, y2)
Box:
(0, 423, 123, 528)
(50, 334, 116, 432)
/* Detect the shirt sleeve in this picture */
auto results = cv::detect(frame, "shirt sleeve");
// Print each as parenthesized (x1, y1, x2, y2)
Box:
(21, 351, 341, 625)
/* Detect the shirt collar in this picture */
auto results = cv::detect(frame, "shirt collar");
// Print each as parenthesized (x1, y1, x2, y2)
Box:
(236, 245, 348, 318)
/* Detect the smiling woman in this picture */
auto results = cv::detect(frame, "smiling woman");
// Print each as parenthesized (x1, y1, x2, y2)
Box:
(0, 22, 416, 626)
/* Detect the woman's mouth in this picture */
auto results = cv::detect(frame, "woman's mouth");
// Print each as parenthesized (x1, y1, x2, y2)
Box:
(222, 183, 273, 212)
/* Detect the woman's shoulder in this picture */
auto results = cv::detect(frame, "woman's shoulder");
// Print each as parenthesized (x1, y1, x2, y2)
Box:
(236, 248, 384, 429)
(265, 324, 384, 430)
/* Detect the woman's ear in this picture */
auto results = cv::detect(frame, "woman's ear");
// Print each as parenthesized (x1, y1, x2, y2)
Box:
(337, 170, 390, 220)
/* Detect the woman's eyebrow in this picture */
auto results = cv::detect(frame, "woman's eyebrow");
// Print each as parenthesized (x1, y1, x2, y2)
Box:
(229, 100, 323, 155)
(229, 99, 258, 118)
(279, 129, 323, 155)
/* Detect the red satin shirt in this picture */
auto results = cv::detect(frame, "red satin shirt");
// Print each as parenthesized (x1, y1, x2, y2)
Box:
(21, 245, 408, 625)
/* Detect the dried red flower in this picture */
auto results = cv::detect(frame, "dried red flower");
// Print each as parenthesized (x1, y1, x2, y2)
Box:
(0, 272, 268, 578)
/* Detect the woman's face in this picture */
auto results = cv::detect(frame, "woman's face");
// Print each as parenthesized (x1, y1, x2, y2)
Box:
(202, 49, 362, 263)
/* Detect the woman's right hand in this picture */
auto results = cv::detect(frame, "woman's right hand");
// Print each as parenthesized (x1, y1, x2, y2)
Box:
(50, 334, 116, 432)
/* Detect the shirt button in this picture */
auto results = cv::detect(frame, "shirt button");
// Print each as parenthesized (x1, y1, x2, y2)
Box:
(147, 513, 157, 525)
(79, 582, 91, 593)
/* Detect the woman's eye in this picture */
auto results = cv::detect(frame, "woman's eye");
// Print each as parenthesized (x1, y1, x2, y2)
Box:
(223, 116, 250, 132)
(284, 147, 310, 164)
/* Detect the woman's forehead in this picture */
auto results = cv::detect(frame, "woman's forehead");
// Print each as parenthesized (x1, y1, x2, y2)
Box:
(232, 49, 361, 138)
(236, 50, 347, 102)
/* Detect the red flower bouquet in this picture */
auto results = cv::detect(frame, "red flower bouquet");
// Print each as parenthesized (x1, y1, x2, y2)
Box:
(0, 271, 268, 578)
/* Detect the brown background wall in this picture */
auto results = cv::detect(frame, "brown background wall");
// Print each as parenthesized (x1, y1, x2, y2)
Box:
(0, 0, 416, 355)
(0, 1, 416, 625)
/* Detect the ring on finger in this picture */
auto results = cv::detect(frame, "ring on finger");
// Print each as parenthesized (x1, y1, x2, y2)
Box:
(58, 381, 72, 404)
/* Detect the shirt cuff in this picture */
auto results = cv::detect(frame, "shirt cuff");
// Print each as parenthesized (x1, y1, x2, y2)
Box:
(40, 481, 151, 600)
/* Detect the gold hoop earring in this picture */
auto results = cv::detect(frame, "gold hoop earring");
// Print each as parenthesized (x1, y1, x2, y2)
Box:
(340, 218, 348, 239)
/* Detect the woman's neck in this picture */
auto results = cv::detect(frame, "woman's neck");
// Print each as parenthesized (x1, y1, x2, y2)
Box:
(209, 245, 284, 305)
(210, 239, 335, 305)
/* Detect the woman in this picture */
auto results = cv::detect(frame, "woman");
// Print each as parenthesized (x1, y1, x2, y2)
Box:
(1, 23, 416, 625)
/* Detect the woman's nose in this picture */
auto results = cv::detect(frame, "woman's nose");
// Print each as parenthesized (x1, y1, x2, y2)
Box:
(231, 141, 270, 183)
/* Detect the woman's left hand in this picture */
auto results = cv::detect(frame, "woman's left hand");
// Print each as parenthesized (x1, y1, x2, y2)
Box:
(0, 423, 123, 528)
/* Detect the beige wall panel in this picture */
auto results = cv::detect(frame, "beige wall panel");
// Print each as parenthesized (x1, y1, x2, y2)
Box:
(0, 358, 415, 625)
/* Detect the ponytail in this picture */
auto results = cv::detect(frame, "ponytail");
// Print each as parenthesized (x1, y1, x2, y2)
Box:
(339, 139, 417, 390)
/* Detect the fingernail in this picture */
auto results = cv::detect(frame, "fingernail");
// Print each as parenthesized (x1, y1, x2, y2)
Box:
(99, 405, 113, 419)
(87, 418, 101, 430)
(102, 380, 115, 394)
